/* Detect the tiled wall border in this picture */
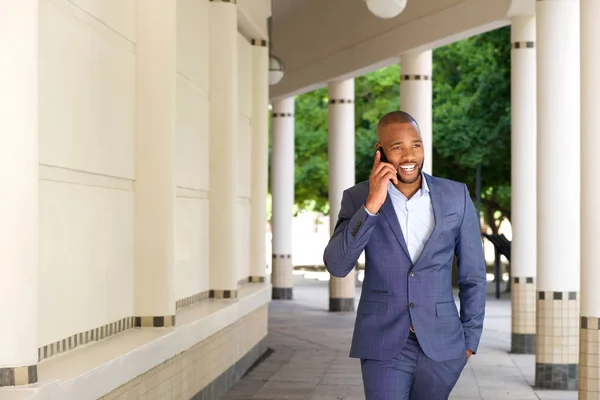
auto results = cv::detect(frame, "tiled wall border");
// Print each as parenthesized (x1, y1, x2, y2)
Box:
(0, 366, 37, 387)
(176, 291, 210, 310)
(190, 339, 269, 400)
(134, 315, 175, 328)
(38, 316, 135, 362)
(511, 276, 535, 354)
(535, 290, 579, 390)
(38, 285, 252, 363)
(579, 316, 600, 396)
(249, 276, 265, 283)
(401, 74, 431, 81)
(210, 289, 238, 299)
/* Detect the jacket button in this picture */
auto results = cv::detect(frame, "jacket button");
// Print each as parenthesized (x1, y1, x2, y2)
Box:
(409, 272, 415, 277)
(409, 303, 414, 308)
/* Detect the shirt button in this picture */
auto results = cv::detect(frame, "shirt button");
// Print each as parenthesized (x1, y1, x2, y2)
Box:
(409, 303, 414, 308)
(409, 272, 415, 277)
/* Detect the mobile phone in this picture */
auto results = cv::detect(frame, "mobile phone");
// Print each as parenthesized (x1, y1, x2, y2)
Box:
(377, 146, 389, 163)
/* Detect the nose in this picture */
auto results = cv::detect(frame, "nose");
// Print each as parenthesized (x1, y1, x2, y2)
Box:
(401, 147, 416, 162)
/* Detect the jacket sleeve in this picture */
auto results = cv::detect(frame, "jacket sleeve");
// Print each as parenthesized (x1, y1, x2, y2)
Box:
(455, 183, 487, 354)
(323, 188, 379, 278)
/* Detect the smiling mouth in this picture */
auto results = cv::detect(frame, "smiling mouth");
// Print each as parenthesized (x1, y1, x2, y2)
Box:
(399, 164, 417, 173)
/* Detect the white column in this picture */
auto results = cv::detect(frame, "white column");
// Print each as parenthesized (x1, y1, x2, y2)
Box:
(535, 0, 580, 390)
(208, 0, 239, 299)
(580, 0, 600, 397)
(0, 0, 39, 386)
(328, 79, 356, 312)
(509, 16, 537, 355)
(400, 51, 432, 174)
(270, 98, 295, 299)
(134, 0, 177, 326)
(249, 38, 269, 284)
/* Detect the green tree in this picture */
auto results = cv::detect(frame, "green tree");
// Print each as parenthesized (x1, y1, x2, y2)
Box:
(278, 26, 512, 231)
(432, 26, 511, 232)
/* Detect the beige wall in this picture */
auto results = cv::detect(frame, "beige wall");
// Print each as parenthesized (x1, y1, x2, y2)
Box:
(38, 0, 136, 346)
(175, 0, 211, 302)
(36, 0, 260, 348)
(237, 33, 253, 283)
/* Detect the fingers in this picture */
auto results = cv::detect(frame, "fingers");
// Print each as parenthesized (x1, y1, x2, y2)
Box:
(373, 149, 381, 168)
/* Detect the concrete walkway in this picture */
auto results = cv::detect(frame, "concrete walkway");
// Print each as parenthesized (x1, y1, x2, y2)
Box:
(222, 276, 577, 400)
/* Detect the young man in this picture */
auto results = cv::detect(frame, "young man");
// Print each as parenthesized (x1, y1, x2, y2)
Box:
(323, 111, 487, 399)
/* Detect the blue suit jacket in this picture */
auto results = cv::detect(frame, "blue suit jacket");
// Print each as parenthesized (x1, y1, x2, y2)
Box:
(323, 174, 486, 362)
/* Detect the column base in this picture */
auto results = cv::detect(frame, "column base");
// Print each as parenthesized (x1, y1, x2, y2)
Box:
(580, 316, 600, 396)
(329, 298, 354, 312)
(248, 276, 265, 283)
(272, 287, 293, 300)
(0, 365, 37, 387)
(535, 363, 578, 390)
(511, 333, 535, 354)
(209, 289, 238, 299)
(134, 315, 176, 327)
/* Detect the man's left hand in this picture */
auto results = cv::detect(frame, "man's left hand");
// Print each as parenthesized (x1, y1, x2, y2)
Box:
(466, 350, 473, 359)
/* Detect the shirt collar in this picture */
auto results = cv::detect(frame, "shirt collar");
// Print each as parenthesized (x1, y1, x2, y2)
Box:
(388, 172, 429, 198)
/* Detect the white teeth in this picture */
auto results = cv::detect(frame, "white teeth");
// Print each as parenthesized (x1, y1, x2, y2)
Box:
(401, 165, 415, 171)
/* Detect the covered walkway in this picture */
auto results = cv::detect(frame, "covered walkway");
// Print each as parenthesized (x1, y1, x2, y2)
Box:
(223, 276, 575, 400)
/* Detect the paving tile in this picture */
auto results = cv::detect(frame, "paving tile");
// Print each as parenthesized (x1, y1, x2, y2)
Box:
(222, 277, 576, 400)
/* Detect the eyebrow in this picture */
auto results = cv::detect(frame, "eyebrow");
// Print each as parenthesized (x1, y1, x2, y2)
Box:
(389, 140, 422, 146)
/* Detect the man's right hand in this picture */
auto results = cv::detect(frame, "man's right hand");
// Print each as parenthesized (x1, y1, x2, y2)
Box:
(365, 149, 398, 214)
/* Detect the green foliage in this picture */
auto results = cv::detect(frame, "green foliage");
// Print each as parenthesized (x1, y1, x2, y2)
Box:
(276, 25, 512, 226)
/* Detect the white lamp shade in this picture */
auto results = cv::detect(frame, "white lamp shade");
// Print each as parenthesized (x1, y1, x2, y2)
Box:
(365, 0, 407, 19)
(269, 55, 284, 85)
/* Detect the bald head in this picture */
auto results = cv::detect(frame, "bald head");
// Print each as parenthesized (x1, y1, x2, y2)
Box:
(377, 111, 421, 139)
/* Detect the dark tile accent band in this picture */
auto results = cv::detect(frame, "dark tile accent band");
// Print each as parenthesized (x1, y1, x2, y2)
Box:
(538, 291, 578, 300)
(210, 289, 238, 299)
(38, 316, 135, 362)
(511, 333, 535, 354)
(272, 287, 293, 300)
(513, 276, 535, 284)
(134, 315, 175, 328)
(535, 363, 578, 390)
(0, 365, 37, 387)
(581, 316, 600, 330)
(512, 41, 535, 49)
(190, 338, 268, 400)
(329, 99, 354, 104)
(249, 276, 266, 283)
(209, 0, 237, 3)
(176, 290, 210, 310)
(272, 254, 291, 259)
(251, 39, 268, 47)
(271, 113, 293, 118)
(329, 298, 355, 312)
(401, 74, 431, 81)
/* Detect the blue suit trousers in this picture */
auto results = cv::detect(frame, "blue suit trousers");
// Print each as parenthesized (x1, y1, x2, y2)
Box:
(360, 331, 467, 400)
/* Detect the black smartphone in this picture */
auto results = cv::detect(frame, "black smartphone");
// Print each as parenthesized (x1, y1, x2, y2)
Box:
(377, 146, 389, 163)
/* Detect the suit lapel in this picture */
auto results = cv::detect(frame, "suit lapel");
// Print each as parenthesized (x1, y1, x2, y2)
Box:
(380, 195, 411, 261)
(414, 174, 444, 267)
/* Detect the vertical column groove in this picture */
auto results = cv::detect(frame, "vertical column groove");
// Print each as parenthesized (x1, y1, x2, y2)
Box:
(0, 0, 39, 386)
(208, 1, 239, 298)
(510, 15, 537, 355)
(535, 0, 580, 390)
(580, 0, 600, 397)
(400, 51, 432, 174)
(270, 98, 295, 300)
(328, 79, 356, 312)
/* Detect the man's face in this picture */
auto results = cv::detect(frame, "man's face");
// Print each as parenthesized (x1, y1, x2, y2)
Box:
(377, 122, 424, 184)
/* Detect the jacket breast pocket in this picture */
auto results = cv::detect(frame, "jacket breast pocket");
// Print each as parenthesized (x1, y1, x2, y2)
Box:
(443, 213, 459, 224)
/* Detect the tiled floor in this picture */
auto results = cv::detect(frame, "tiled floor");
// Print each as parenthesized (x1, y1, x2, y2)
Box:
(222, 276, 578, 400)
